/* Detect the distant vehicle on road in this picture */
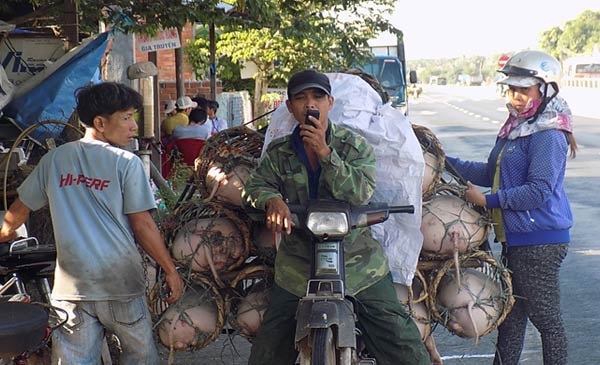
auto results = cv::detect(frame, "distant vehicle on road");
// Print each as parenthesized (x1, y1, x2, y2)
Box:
(563, 55, 600, 88)
(458, 74, 483, 86)
(355, 29, 417, 115)
(429, 76, 447, 85)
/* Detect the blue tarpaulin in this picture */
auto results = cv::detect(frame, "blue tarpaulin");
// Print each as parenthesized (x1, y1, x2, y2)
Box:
(3, 31, 111, 143)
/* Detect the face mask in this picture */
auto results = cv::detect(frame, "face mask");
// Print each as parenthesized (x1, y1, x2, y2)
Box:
(508, 98, 543, 119)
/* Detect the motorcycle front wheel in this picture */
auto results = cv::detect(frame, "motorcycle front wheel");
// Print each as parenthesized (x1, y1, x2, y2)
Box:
(311, 328, 336, 365)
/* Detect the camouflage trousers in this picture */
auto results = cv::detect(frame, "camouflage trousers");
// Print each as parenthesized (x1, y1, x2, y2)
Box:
(248, 274, 429, 365)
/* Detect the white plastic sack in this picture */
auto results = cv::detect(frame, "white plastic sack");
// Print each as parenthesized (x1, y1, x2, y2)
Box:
(262, 73, 425, 286)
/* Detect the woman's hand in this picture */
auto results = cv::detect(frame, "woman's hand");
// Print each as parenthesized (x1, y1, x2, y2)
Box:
(464, 181, 487, 207)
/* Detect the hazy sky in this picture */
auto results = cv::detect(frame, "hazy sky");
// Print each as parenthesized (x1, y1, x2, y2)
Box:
(379, 0, 600, 60)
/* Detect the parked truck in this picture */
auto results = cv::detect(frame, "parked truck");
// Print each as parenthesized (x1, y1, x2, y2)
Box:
(354, 30, 417, 115)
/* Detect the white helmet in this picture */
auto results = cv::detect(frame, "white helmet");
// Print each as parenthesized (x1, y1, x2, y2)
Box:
(498, 50, 561, 91)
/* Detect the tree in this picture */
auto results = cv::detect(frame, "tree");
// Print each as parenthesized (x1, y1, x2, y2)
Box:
(186, 0, 397, 117)
(540, 26, 564, 60)
(6, 0, 396, 116)
(540, 10, 600, 61)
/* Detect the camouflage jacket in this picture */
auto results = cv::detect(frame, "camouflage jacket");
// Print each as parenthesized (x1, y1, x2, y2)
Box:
(242, 122, 389, 297)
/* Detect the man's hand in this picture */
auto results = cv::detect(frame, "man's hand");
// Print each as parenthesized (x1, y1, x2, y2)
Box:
(464, 181, 487, 207)
(1, 198, 31, 243)
(163, 269, 184, 304)
(265, 197, 293, 235)
(0, 229, 17, 243)
(300, 114, 331, 159)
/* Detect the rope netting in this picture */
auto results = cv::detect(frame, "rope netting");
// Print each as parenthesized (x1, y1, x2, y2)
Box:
(420, 184, 491, 260)
(427, 250, 514, 345)
(163, 200, 252, 287)
(194, 125, 264, 208)
(225, 264, 274, 341)
(412, 124, 446, 198)
(155, 274, 225, 359)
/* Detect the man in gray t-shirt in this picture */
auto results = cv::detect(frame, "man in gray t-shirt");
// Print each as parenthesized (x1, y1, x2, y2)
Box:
(0, 82, 183, 365)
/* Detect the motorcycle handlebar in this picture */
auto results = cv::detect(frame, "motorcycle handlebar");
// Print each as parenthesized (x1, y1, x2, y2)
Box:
(388, 205, 415, 214)
(247, 201, 414, 229)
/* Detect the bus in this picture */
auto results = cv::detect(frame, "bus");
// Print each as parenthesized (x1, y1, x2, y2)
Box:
(562, 55, 600, 88)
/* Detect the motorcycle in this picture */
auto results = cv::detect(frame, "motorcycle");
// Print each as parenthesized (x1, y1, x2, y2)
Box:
(0, 237, 58, 365)
(0, 236, 117, 365)
(409, 84, 422, 99)
(288, 200, 414, 365)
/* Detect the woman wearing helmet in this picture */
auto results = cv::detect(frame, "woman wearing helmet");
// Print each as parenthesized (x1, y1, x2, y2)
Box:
(446, 50, 576, 365)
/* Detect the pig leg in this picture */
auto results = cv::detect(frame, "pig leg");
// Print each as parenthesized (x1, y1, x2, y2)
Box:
(466, 301, 481, 346)
(424, 334, 443, 364)
(450, 231, 461, 288)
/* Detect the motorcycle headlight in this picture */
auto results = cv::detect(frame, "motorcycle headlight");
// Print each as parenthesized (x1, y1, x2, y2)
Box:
(306, 212, 349, 237)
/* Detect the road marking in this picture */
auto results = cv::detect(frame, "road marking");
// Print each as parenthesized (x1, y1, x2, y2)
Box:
(441, 349, 540, 361)
(574, 249, 600, 256)
(441, 353, 494, 360)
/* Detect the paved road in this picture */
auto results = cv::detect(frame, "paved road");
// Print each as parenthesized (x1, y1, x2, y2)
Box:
(161, 85, 600, 364)
(408, 85, 600, 364)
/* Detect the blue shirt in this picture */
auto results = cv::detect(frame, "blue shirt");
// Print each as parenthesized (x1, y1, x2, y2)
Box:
(172, 123, 211, 140)
(447, 129, 572, 247)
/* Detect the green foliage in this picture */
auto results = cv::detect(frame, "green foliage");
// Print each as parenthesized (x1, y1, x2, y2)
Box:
(156, 158, 194, 213)
(540, 10, 600, 61)
(185, 36, 210, 80)
(184, 0, 397, 114)
(540, 27, 564, 60)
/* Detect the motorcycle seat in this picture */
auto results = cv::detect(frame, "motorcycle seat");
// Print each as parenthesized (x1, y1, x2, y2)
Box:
(0, 244, 10, 257)
(0, 302, 49, 356)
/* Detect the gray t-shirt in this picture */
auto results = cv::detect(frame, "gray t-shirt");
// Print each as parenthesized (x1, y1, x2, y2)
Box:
(17, 138, 156, 301)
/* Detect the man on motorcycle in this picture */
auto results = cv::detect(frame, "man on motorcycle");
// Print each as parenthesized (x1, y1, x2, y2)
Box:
(0, 82, 183, 364)
(242, 69, 429, 365)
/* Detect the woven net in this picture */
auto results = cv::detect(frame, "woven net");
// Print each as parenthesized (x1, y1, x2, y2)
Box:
(427, 250, 514, 344)
(156, 274, 225, 354)
(163, 200, 251, 286)
(225, 264, 274, 341)
(412, 124, 445, 199)
(194, 125, 264, 208)
(420, 184, 491, 260)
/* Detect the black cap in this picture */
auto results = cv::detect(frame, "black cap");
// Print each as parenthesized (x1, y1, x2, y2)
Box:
(287, 69, 331, 98)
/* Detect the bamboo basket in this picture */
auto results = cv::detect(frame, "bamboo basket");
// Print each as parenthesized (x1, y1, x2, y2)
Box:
(156, 274, 225, 353)
(427, 250, 514, 341)
(164, 200, 252, 287)
(412, 124, 445, 199)
(395, 268, 429, 306)
(420, 183, 491, 261)
(225, 264, 274, 341)
(194, 125, 264, 208)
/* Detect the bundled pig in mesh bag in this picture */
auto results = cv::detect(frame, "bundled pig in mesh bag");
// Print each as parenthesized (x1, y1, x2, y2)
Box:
(262, 72, 425, 287)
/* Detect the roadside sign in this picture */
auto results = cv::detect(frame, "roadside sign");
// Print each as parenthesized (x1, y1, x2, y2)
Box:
(498, 54, 510, 68)
(0, 35, 66, 86)
(136, 28, 181, 53)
